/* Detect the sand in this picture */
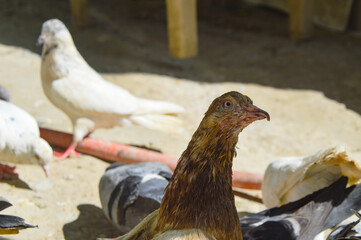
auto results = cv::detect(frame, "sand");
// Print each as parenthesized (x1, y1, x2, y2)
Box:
(0, 43, 360, 240)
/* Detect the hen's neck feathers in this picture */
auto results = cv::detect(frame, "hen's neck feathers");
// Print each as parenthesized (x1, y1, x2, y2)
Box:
(156, 116, 242, 240)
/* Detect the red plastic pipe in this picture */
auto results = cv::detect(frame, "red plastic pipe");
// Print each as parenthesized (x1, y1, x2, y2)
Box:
(40, 128, 263, 190)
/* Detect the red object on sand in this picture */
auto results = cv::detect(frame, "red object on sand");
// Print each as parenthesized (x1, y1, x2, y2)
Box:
(0, 164, 18, 179)
(39, 127, 263, 190)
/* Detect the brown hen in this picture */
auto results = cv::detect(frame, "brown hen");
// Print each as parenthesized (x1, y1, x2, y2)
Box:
(100, 91, 269, 240)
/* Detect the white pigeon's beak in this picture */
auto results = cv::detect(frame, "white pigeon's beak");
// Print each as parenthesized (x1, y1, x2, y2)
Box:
(36, 35, 45, 46)
(42, 164, 50, 177)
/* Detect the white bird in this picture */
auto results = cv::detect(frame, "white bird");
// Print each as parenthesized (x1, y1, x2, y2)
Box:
(262, 145, 361, 208)
(0, 100, 53, 178)
(37, 19, 184, 161)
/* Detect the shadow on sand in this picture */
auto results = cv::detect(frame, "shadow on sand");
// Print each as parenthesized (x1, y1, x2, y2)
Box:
(63, 204, 120, 240)
(1, 174, 31, 190)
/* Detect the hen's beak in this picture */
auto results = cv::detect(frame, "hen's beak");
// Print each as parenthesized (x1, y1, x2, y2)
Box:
(36, 35, 45, 46)
(244, 104, 270, 121)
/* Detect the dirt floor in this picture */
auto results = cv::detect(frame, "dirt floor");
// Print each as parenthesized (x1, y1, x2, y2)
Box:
(0, 0, 360, 239)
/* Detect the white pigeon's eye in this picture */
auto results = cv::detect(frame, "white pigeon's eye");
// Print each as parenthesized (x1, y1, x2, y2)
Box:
(35, 154, 40, 160)
(223, 100, 233, 110)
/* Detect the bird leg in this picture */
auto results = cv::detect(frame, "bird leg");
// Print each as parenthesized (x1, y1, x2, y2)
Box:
(0, 164, 18, 179)
(53, 118, 93, 161)
(53, 142, 81, 161)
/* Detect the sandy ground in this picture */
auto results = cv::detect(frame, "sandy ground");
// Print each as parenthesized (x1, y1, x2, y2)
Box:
(1, 0, 361, 114)
(0, 43, 360, 240)
(0, 0, 360, 239)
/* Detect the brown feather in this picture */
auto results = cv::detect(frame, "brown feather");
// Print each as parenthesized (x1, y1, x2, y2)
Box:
(107, 91, 269, 240)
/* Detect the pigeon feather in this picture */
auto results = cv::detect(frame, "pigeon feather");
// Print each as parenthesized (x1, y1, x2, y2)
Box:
(0, 100, 52, 176)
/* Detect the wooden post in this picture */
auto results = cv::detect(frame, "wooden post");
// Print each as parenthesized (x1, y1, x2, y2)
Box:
(289, 0, 314, 39)
(70, 0, 88, 28)
(352, 0, 361, 30)
(166, 0, 198, 58)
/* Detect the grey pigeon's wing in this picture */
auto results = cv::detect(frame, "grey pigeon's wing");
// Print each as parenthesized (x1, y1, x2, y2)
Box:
(0, 86, 11, 102)
(327, 210, 361, 240)
(240, 178, 336, 231)
(0, 214, 37, 230)
(243, 219, 300, 240)
(327, 220, 361, 240)
(0, 198, 37, 232)
(0, 197, 12, 212)
(105, 162, 125, 171)
(243, 202, 331, 240)
(99, 162, 172, 231)
(323, 183, 361, 230)
(242, 177, 361, 240)
(158, 171, 173, 181)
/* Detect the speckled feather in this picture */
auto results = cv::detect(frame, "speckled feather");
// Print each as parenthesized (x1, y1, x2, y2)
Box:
(0, 100, 52, 172)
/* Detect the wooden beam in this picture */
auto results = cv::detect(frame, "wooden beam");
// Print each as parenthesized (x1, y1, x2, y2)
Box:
(351, 0, 361, 30)
(166, 0, 198, 58)
(70, 0, 88, 28)
(289, 0, 314, 39)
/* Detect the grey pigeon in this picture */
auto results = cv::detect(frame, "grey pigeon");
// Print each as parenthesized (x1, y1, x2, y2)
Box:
(0, 197, 37, 234)
(240, 177, 361, 240)
(99, 162, 172, 233)
(0, 85, 11, 102)
(99, 162, 361, 240)
(327, 209, 361, 240)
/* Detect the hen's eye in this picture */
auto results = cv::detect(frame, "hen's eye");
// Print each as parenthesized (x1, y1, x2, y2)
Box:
(223, 100, 233, 109)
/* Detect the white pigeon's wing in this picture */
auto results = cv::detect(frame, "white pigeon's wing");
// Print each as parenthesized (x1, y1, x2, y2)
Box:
(0, 116, 7, 150)
(136, 98, 184, 115)
(0, 101, 39, 149)
(51, 76, 139, 115)
(46, 47, 183, 117)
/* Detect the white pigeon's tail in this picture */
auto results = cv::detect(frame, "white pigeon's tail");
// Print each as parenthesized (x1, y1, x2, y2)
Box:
(130, 114, 183, 134)
(136, 98, 184, 115)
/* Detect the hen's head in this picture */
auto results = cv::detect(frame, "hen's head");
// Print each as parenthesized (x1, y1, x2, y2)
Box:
(37, 19, 73, 48)
(202, 91, 269, 137)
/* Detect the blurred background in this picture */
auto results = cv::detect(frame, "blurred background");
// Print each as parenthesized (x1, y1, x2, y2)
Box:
(1, 0, 360, 113)
(0, 1, 361, 239)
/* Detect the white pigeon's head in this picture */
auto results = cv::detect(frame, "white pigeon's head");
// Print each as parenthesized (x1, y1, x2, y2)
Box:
(32, 138, 53, 177)
(37, 19, 74, 49)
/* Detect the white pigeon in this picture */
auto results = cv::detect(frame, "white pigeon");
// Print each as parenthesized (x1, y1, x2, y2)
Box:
(37, 19, 184, 160)
(0, 100, 53, 178)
